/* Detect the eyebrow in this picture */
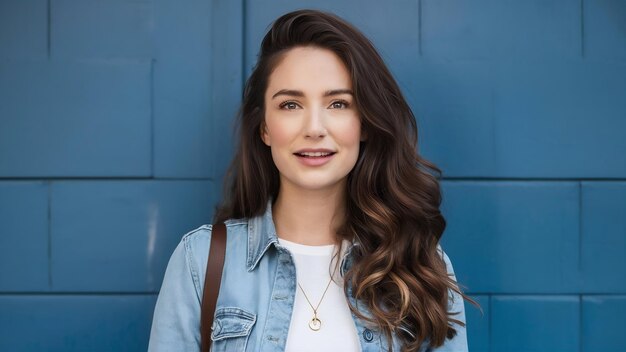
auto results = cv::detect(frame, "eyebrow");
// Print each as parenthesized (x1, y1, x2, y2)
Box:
(271, 88, 353, 100)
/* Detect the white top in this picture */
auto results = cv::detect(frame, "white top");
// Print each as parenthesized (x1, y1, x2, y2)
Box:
(277, 237, 362, 352)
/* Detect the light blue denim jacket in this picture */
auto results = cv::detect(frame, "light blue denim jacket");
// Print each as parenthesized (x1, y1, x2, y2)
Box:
(148, 199, 468, 351)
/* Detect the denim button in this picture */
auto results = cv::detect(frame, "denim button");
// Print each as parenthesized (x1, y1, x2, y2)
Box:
(363, 328, 374, 342)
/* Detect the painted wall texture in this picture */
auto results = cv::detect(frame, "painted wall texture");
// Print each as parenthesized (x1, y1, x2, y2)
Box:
(0, 0, 625, 351)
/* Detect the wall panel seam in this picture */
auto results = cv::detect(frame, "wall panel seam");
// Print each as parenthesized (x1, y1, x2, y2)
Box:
(47, 180, 52, 289)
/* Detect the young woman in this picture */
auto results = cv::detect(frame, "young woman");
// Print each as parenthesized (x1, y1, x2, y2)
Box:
(149, 9, 476, 352)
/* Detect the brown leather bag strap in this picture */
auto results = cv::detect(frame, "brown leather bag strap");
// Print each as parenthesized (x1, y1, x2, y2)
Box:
(200, 222, 227, 352)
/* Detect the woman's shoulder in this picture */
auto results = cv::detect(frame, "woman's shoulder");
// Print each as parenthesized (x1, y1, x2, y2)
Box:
(180, 218, 249, 247)
(170, 219, 250, 296)
(436, 243, 455, 274)
(178, 219, 249, 265)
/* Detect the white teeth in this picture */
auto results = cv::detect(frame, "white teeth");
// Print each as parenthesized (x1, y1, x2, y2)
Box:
(298, 151, 333, 157)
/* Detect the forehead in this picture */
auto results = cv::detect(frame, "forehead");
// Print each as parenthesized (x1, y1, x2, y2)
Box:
(266, 46, 352, 94)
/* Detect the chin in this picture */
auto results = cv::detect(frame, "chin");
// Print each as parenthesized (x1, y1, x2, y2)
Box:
(294, 177, 348, 191)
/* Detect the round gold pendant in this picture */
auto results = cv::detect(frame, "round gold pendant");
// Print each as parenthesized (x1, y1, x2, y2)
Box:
(309, 317, 321, 331)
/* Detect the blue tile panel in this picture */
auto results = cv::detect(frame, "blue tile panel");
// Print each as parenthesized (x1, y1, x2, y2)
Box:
(582, 295, 626, 351)
(152, 0, 213, 178)
(440, 181, 580, 293)
(465, 295, 489, 352)
(0, 182, 49, 291)
(580, 182, 626, 293)
(0, 0, 48, 59)
(584, 0, 626, 60)
(490, 61, 626, 178)
(421, 0, 581, 59)
(210, 0, 244, 199)
(51, 0, 154, 59)
(0, 295, 157, 352)
(412, 60, 626, 178)
(50, 180, 214, 291)
(411, 60, 496, 177)
(0, 61, 152, 177)
(491, 295, 580, 352)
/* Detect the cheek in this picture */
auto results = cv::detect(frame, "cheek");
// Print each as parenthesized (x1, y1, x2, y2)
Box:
(264, 117, 300, 149)
(335, 118, 362, 148)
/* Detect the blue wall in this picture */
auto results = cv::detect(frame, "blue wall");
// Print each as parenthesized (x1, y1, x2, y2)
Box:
(0, 0, 624, 351)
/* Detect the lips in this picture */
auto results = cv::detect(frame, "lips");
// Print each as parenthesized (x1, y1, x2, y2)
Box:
(293, 148, 336, 157)
(293, 149, 336, 166)
(294, 151, 336, 158)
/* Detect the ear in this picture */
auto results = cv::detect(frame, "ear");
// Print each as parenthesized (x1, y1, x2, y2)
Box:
(360, 129, 368, 142)
(260, 121, 271, 146)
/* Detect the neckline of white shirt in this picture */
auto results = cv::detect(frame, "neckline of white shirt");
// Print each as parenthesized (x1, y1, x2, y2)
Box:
(277, 237, 341, 256)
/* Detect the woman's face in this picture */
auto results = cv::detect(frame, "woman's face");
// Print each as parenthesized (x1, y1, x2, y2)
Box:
(261, 46, 365, 193)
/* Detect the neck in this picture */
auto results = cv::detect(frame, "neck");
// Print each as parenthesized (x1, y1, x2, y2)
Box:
(272, 181, 346, 246)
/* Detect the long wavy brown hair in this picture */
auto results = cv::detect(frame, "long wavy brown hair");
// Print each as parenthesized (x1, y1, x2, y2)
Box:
(214, 9, 478, 351)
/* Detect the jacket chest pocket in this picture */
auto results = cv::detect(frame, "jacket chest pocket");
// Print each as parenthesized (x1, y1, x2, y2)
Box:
(210, 307, 256, 352)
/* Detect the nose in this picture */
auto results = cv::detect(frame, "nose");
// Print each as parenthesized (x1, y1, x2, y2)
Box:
(303, 106, 327, 139)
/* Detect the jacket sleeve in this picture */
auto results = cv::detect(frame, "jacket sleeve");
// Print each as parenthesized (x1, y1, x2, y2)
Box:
(148, 228, 210, 352)
(432, 246, 469, 352)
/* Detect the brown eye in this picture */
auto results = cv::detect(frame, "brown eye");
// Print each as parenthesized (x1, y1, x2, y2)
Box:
(279, 101, 300, 110)
(330, 100, 350, 109)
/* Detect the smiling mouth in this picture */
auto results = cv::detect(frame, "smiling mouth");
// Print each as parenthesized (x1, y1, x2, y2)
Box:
(293, 152, 337, 158)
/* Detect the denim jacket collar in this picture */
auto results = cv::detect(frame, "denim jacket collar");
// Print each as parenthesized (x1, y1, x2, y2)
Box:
(246, 198, 280, 272)
(246, 197, 359, 273)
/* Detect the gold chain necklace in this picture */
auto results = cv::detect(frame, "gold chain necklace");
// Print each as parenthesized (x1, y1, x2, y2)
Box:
(297, 256, 338, 331)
